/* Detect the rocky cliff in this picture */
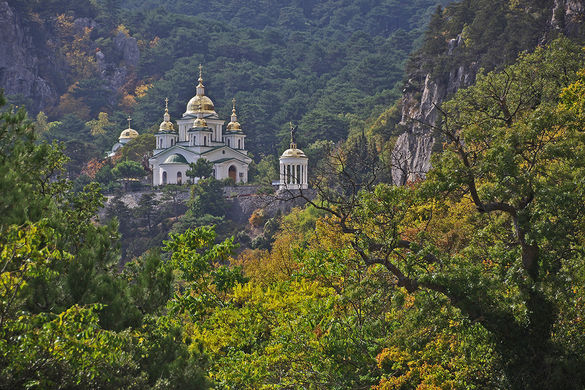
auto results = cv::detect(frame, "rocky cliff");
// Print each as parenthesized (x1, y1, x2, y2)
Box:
(0, 2, 139, 114)
(0, 1, 61, 112)
(391, 0, 585, 185)
(552, 0, 585, 36)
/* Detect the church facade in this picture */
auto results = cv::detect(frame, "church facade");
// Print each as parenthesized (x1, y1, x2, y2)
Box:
(149, 66, 251, 186)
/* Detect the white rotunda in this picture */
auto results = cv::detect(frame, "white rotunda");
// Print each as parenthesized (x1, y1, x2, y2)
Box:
(279, 123, 308, 190)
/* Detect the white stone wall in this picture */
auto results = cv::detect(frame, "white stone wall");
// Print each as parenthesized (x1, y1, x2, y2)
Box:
(215, 161, 248, 183)
(157, 163, 189, 185)
(224, 134, 246, 150)
(155, 133, 178, 150)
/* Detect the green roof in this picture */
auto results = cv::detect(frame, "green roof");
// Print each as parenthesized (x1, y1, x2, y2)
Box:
(163, 153, 188, 164)
(212, 158, 239, 164)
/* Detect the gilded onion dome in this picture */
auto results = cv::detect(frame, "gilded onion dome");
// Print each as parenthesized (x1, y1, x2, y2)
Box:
(226, 98, 242, 131)
(159, 98, 175, 132)
(193, 106, 208, 128)
(185, 64, 216, 115)
(193, 116, 208, 127)
(119, 116, 139, 140)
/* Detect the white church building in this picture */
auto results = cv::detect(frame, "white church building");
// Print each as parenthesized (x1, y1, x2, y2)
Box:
(149, 65, 251, 186)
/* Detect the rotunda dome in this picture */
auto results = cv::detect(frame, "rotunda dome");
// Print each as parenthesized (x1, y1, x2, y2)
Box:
(281, 147, 306, 158)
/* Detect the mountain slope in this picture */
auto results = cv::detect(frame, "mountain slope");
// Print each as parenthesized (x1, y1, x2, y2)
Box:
(389, 0, 585, 185)
(0, 0, 453, 163)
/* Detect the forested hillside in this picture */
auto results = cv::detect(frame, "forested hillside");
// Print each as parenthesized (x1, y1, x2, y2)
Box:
(3, 0, 452, 167)
(385, 0, 585, 184)
(3, 0, 585, 389)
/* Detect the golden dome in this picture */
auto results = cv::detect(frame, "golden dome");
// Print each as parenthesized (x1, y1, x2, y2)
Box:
(185, 64, 217, 115)
(226, 97, 242, 131)
(280, 122, 305, 158)
(186, 94, 215, 114)
(119, 116, 139, 139)
(159, 98, 175, 131)
(227, 121, 241, 131)
(194, 117, 208, 127)
(159, 120, 174, 131)
(281, 147, 307, 158)
(119, 128, 139, 139)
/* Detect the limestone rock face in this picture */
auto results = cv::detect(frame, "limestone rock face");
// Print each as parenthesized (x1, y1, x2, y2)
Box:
(392, 35, 478, 185)
(0, 1, 59, 112)
(391, 0, 585, 185)
(113, 31, 140, 67)
(551, 0, 585, 36)
(0, 2, 142, 114)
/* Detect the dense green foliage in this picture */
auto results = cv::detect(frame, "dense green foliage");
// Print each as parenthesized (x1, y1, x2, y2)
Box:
(412, 0, 553, 76)
(4, 36, 585, 386)
(0, 92, 208, 388)
(305, 37, 585, 388)
(4, 1, 585, 389)
(124, 0, 452, 157)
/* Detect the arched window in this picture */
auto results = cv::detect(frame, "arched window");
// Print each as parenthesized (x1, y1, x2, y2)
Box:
(177, 171, 182, 185)
(162, 171, 167, 185)
(238, 139, 241, 149)
(227, 139, 231, 147)
(204, 136, 207, 146)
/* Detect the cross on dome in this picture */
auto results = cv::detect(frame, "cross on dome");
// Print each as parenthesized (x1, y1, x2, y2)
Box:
(227, 97, 242, 131)
(186, 64, 216, 115)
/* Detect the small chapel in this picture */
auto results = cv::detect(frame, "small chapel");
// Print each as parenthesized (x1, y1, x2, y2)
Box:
(148, 65, 251, 186)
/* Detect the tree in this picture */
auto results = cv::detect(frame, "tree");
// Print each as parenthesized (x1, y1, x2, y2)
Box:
(249, 154, 278, 192)
(134, 192, 159, 231)
(122, 250, 173, 315)
(0, 92, 69, 228)
(0, 91, 210, 390)
(160, 184, 189, 216)
(165, 226, 246, 319)
(186, 158, 214, 181)
(301, 38, 585, 389)
(86, 112, 114, 136)
(189, 177, 226, 218)
(112, 160, 146, 188)
(171, 177, 228, 234)
(120, 134, 155, 163)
